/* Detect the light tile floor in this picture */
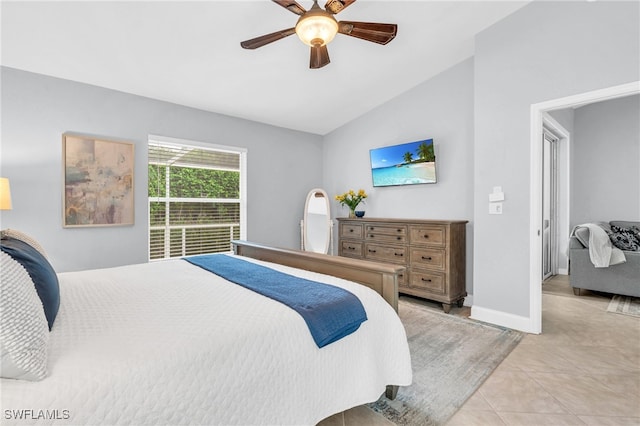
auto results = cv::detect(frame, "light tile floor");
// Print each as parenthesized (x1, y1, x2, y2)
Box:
(318, 275, 640, 426)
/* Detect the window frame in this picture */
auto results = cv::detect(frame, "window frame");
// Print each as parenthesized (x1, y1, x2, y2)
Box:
(147, 134, 247, 261)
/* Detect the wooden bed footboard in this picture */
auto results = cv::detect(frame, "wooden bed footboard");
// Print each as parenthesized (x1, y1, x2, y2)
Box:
(232, 240, 403, 313)
(233, 241, 404, 401)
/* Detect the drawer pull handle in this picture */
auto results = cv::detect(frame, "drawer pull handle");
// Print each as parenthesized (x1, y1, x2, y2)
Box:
(421, 278, 432, 283)
(347, 246, 356, 250)
(349, 229, 354, 233)
(422, 256, 433, 261)
(423, 234, 430, 239)
(369, 234, 375, 238)
(394, 253, 403, 257)
(368, 249, 377, 253)
(397, 229, 402, 232)
(397, 236, 402, 240)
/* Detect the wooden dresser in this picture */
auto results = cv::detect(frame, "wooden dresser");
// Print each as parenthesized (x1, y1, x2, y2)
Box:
(337, 218, 467, 313)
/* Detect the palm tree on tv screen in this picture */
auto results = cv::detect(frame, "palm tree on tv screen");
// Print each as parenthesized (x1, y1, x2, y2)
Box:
(403, 152, 414, 164)
(417, 141, 435, 162)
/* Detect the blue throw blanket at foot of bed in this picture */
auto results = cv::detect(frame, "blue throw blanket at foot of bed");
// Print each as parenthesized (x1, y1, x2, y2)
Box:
(184, 254, 368, 348)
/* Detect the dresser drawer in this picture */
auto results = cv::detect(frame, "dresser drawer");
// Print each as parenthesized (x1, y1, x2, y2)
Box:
(409, 270, 445, 294)
(340, 223, 363, 239)
(365, 224, 407, 244)
(411, 248, 446, 271)
(340, 241, 363, 258)
(364, 243, 407, 265)
(409, 225, 446, 247)
(337, 218, 467, 313)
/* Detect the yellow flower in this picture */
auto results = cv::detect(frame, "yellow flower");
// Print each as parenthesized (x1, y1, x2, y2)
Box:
(335, 189, 368, 211)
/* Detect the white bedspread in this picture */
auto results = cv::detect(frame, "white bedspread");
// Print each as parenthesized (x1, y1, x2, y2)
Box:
(1, 255, 412, 425)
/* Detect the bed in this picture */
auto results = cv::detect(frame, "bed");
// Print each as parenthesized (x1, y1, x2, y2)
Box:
(1, 238, 412, 425)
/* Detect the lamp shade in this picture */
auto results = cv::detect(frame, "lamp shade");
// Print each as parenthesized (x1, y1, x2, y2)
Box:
(295, 10, 338, 47)
(0, 178, 13, 210)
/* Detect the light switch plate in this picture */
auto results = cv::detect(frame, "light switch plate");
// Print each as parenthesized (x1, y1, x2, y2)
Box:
(489, 203, 503, 215)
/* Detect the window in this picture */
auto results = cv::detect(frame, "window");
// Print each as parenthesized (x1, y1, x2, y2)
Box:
(148, 136, 246, 260)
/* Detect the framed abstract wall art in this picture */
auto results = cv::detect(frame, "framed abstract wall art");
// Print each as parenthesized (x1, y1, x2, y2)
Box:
(63, 133, 134, 227)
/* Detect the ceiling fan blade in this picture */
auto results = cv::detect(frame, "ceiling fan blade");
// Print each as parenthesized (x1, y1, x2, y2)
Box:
(310, 45, 330, 69)
(324, 0, 356, 14)
(240, 28, 296, 50)
(272, 0, 306, 16)
(338, 21, 397, 45)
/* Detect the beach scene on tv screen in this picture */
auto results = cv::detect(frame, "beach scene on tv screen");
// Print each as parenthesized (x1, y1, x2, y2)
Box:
(370, 139, 436, 187)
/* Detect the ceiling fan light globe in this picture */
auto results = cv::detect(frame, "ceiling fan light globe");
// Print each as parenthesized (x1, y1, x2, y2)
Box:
(295, 13, 338, 47)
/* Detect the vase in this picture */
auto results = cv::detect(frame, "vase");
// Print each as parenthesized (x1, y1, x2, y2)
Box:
(349, 209, 356, 218)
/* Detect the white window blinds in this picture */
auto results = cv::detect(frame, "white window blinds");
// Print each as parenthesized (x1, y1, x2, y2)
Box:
(148, 138, 246, 260)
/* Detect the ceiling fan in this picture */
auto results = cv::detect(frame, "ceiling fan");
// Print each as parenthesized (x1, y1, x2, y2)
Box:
(240, 0, 397, 69)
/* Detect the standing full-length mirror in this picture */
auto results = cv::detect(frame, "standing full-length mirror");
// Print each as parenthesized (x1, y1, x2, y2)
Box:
(301, 188, 333, 254)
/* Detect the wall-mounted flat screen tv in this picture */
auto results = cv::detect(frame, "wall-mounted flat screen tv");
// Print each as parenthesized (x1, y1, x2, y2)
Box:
(370, 139, 436, 187)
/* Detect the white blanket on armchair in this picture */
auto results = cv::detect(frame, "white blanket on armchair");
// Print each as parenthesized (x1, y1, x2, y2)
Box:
(572, 223, 626, 268)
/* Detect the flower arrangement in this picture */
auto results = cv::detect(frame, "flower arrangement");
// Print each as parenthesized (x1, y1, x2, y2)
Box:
(335, 189, 368, 217)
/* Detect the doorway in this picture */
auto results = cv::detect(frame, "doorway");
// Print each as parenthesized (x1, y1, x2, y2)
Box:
(528, 80, 640, 334)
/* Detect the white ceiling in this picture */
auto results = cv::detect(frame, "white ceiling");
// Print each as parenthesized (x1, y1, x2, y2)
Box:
(1, 1, 529, 135)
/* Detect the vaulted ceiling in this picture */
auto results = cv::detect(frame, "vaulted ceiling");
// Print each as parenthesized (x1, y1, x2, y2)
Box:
(1, 1, 529, 135)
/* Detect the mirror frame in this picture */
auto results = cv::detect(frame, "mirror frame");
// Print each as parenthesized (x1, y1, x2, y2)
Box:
(301, 188, 333, 255)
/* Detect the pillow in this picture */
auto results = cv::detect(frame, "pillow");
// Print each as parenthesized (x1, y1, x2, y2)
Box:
(0, 236, 60, 330)
(0, 252, 49, 380)
(608, 225, 640, 251)
(0, 229, 48, 259)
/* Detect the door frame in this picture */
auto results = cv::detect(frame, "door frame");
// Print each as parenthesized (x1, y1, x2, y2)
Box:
(528, 81, 640, 334)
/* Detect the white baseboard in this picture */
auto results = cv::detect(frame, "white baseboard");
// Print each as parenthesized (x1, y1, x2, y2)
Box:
(470, 305, 538, 334)
(557, 268, 568, 275)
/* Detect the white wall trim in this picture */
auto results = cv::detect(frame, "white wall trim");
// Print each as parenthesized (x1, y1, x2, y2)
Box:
(529, 81, 640, 334)
(470, 305, 534, 333)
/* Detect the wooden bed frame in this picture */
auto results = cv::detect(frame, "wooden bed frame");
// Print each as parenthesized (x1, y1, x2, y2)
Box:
(232, 240, 405, 400)
(233, 240, 403, 311)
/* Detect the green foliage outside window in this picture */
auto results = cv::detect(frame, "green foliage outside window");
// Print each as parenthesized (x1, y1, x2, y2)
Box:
(148, 144, 243, 260)
(149, 165, 240, 227)
(169, 167, 239, 198)
(148, 165, 239, 198)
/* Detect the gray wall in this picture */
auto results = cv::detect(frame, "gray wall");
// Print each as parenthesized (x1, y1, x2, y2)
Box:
(571, 95, 640, 226)
(2, 1, 638, 327)
(1, 67, 323, 272)
(473, 1, 639, 318)
(323, 58, 475, 294)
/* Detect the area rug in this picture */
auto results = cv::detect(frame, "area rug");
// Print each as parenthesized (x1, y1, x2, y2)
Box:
(607, 295, 640, 317)
(368, 298, 523, 426)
